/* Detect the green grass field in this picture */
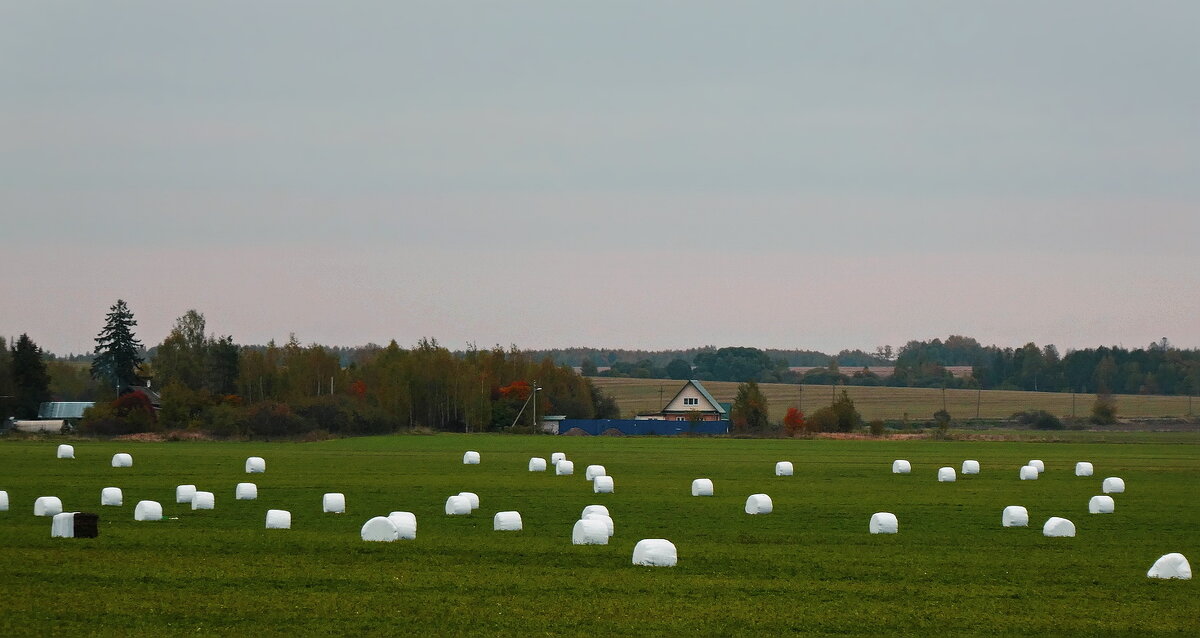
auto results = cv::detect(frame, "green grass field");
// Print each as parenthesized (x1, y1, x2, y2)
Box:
(591, 376, 1199, 422)
(1, 435, 1196, 636)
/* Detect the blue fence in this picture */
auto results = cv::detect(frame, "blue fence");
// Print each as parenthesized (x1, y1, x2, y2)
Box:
(555, 419, 729, 436)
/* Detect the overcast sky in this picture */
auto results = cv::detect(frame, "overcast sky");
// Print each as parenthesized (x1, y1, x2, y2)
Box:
(3, 1, 1197, 356)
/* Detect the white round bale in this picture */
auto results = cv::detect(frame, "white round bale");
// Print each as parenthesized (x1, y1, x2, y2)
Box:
(493, 511, 523, 531)
(235, 482, 257, 500)
(571, 518, 609, 545)
(51, 511, 76, 538)
(100, 487, 122, 506)
(745, 493, 773, 515)
(1075, 461, 1094, 477)
(581, 505, 609, 518)
(1147, 553, 1192, 580)
(0, 490, 8, 512)
(869, 512, 898, 534)
(691, 478, 714, 496)
(962, 460, 980, 474)
(1028, 459, 1045, 473)
(551, 452, 566, 465)
(176, 484, 197, 504)
(458, 491, 480, 510)
(1002, 506, 1029, 527)
(388, 511, 417, 539)
(892, 459, 911, 474)
(57, 444, 75, 459)
(111, 453, 133, 467)
(191, 491, 215, 510)
(245, 456, 266, 473)
(360, 516, 399, 542)
(265, 509, 291, 529)
(323, 493, 346, 514)
(585, 464, 606, 480)
(937, 467, 956, 482)
(1043, 516, 1076, 537)
(445, 495, 471, 515)
(34, 496, 63, 517)
(1088, 495, 1115, 514)
(775, 461, 794, 476)
(593, 476, 614, 494)
(134, 500, 162, 521)
(632, 539, 677, 567)
(1020, 465, 1039, 480)
(584, 512, 614, 536)
(463, 450, 480, 465)
(555, 460, 575, 476)
(528, 457, 547, 472)
(1102, 477, 1125, 493)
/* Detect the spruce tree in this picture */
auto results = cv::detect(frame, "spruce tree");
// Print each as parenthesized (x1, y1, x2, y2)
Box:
(12, 334, 51, 418)
(91, 299, 144, 388)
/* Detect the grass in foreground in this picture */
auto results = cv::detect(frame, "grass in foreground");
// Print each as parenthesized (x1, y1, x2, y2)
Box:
(0, 434, 1196, 636)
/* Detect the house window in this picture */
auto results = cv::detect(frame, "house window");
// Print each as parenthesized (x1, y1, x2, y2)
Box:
(676, 417, 686, 421)
(683, 397, 699, 406)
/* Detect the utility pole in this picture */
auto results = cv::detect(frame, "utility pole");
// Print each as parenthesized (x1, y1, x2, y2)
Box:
(798, 384, 803, 412)
(976, 385, 981, 420)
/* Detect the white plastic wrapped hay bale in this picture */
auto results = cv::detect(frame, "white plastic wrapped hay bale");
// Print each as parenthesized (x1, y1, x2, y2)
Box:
(593, 476, 615, 494)
(0, 490, 8, 512)
(458, 492, 480, 510)
(1019, 465, 1039, 480)
(528, 457, 547, 472)
(1088, 495, 1115, 514)
(1042, 516, 1076, 537)
(111, 453, 133, 468)
(584, 512, 614, 536)
(581, 505, 609, 519)
(892, 459, 911, 474)
(245, 456, 266, 473)
(360, 516, 399, 542)
(265, 509, 291, 529)
(51, 511, 77, 538)
(1075, 461, 1094, 477)
(1102, 477, 1125, 494)
(192, 491, 215, 510)
(869, 512, 898, 534)
(235, 483, 257, 500)
(1147, 553, 1192, 580)
(34, 496, 63, 517)
(551, 452, 566, 465)
(388, 511, 417, 539)
(323, 493, 346, 514)
(100, 487, 122, 507)
(745, 493, 773, 515)
(555, 460, 575, 476)
(463, 450, 480, 465)
(493, 511, 523, 531)
(775, 461, 794, 476)
(57, 444, 74, 459)
(445, 494, 471, 515)
(571, 518, 609, 545)
(1028, 459, 1045, 473)
(691, 478, 714, 496)
(585, 464, 606, 480)
(632, 539, 677, 567)
(134, 500, 162, 521)
(1002, 506, 1029, 527)
(176, 484, 197, 504)
(962, 460, 980, 474)
(937, 467, 956, 482)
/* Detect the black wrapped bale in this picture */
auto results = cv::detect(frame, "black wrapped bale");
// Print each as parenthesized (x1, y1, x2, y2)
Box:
(73, 512, 99, 538)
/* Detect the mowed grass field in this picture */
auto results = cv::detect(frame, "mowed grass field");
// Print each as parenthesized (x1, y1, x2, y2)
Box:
(1, 435, 1197, 636)
(591, 376, 1199, 422)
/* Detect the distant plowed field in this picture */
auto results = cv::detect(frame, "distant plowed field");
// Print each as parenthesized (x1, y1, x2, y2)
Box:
(590, 377, 1197, 422)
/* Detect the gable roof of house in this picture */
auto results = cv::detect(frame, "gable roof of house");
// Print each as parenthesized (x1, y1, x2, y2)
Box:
(663, 379, 726, 415)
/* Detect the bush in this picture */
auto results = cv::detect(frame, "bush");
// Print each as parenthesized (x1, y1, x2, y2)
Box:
(1012, 409, 1063, 430)
(932, 409, 952, 437)
(868, 419, 886, 437)
(1090, 394, 1118, 425)
(806, 407, 838, 433)
(245, 402, 312, 438)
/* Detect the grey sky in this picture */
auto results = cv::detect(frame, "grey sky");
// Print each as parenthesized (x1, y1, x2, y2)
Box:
(3, 2, 1197, 355)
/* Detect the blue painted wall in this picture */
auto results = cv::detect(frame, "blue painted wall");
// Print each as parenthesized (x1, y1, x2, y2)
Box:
(556, 419, 729, 436)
